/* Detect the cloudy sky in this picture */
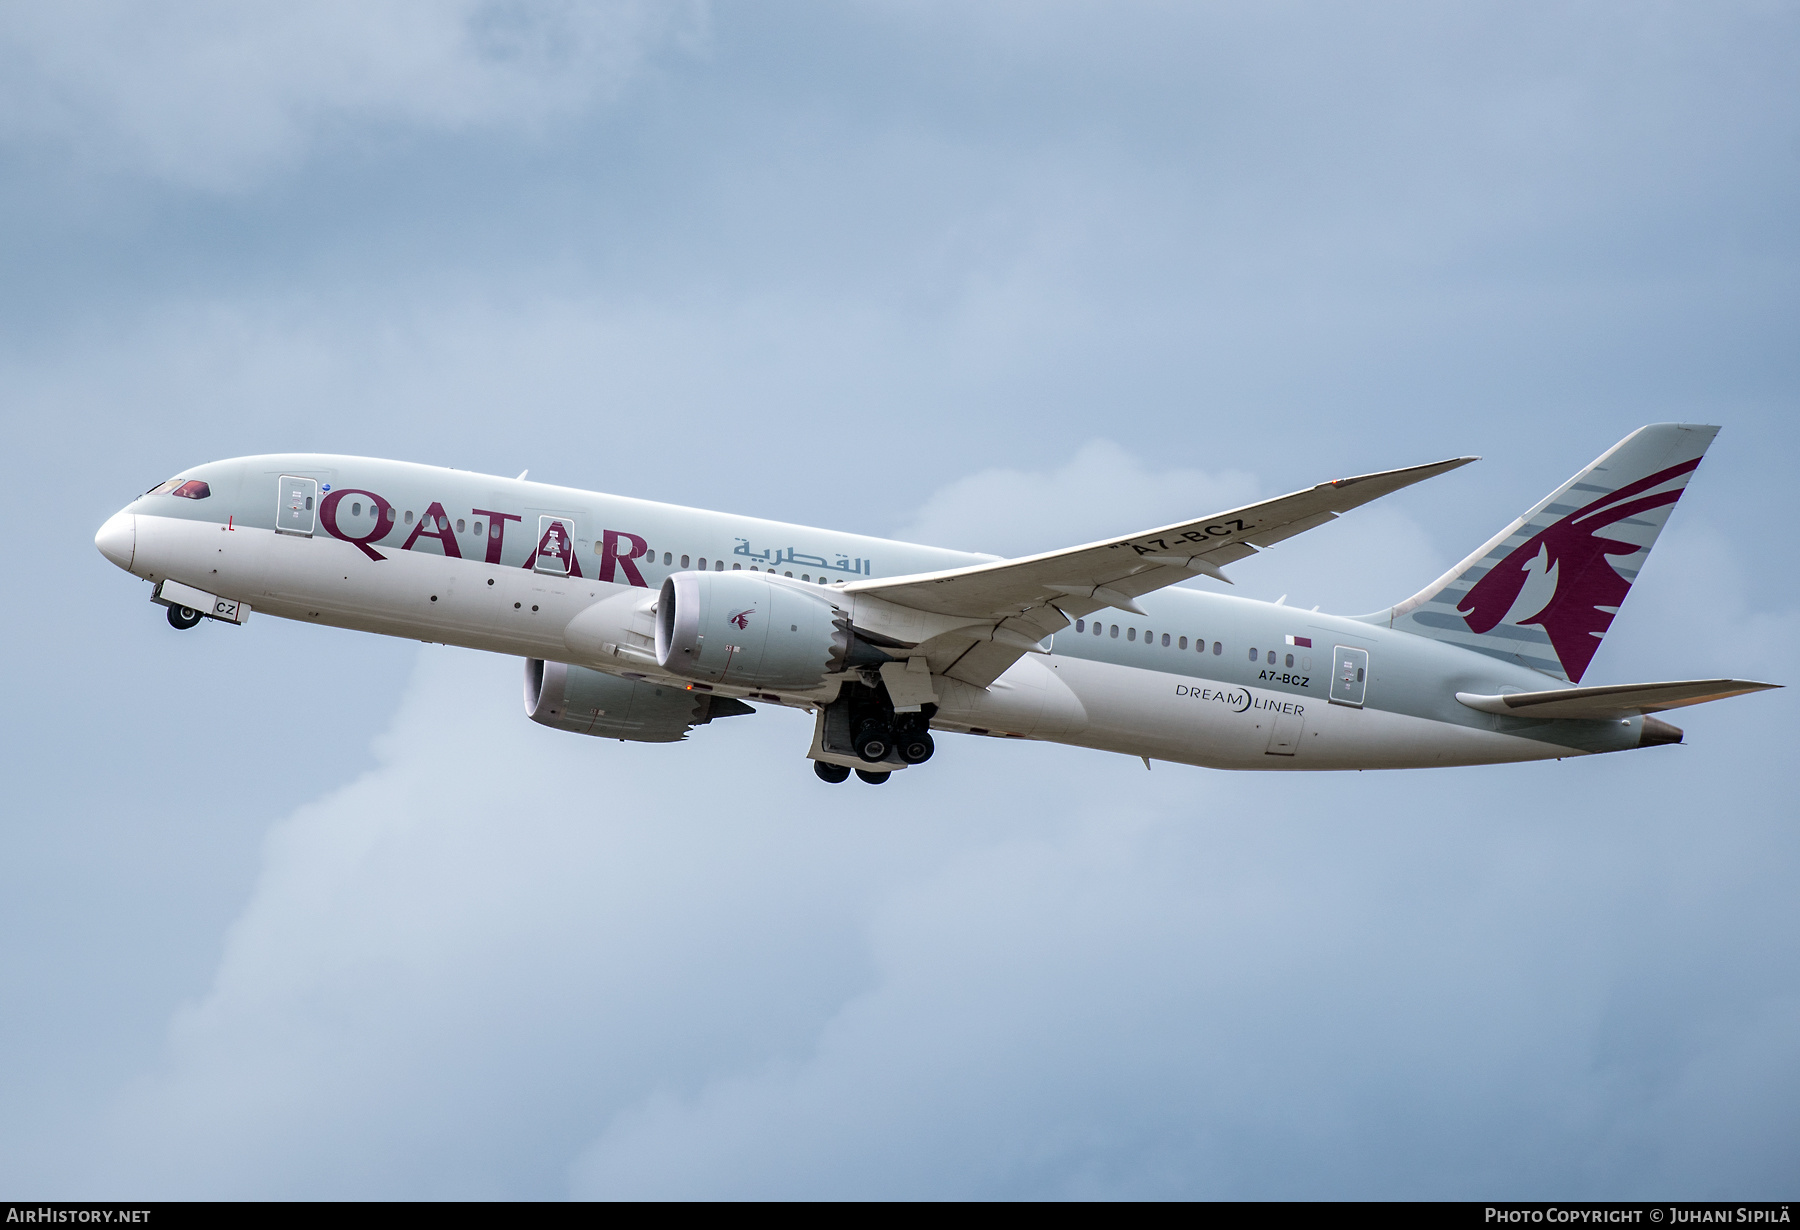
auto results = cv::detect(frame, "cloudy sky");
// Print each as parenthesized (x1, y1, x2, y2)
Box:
(2, 0, 1796, 1199)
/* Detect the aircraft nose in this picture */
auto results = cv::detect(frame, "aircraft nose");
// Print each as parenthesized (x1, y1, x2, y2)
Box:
(95, 511, 135, 571)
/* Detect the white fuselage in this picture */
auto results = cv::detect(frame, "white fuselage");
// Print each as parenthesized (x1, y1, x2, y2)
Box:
(97, 454, 1647, 771)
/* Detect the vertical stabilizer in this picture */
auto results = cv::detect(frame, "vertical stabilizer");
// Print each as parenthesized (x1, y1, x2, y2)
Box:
(1375, 424, 1718, 683)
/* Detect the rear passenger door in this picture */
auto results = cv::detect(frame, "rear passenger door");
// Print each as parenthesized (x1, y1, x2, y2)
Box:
(1330, 645, 1369, 707)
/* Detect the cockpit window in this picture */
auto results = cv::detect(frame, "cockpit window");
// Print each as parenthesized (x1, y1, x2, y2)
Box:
(146, 478, 211, 499)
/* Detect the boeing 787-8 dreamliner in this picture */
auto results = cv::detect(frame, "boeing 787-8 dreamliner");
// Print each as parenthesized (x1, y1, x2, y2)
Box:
(95, 424, 1775, 784)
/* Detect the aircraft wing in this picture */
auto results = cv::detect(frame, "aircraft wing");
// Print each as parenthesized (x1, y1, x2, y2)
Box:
(845, 455, 1477, 687)
(1455, 678, 1780, 720)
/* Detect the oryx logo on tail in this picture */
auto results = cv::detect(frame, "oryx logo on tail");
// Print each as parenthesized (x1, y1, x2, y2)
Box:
(1381, 423, 1718, 683)
(1459, 458, 1700, 683)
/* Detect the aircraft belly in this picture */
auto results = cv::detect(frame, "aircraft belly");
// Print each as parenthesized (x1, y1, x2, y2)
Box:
(933, 656, 1088, 738)
(1046, 655, 1573, 770)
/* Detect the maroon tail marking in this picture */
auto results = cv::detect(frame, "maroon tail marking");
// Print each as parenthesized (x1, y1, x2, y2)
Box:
(1458, 459, 1699, 682)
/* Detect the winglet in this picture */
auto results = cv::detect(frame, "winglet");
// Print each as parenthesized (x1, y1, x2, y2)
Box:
(1329, 456, 1478, 493)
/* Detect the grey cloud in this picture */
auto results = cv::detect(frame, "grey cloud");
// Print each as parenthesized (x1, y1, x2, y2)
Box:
(0, 1, 692, 190)
(62, 440, 1798, 1200)
(3, 0, 1796, 1201)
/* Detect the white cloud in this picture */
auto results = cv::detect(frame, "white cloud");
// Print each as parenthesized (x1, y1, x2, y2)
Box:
(892, 439, 1452, 616)
(892, 439, 1261, 558)
(0, 1, 691, 190)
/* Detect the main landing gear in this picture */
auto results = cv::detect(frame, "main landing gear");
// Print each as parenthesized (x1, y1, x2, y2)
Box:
(849, 718, 933, 764)
(845, 682, 935, 766)
(812, 677, 937, 784)
(812, 761, 893, 786)
(166, 604, 203, 630)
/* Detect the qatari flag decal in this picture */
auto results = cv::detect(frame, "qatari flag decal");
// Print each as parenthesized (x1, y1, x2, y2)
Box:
(1285, 635, 1312, 648)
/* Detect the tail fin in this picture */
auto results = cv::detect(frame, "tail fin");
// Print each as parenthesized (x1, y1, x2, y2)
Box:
(1374, 423, 1718, 683)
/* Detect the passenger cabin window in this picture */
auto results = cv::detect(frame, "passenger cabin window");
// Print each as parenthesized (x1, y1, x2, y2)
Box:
(1075, 619, 1085, 632)
(1267, 650, 1276, 664)
(1179, 636, 1188, 650)
(1285, 653, 1294, 667)
(387, 508, 397, 523)
(352, 502, 363, 517)
(405, 511, 414, 524)
(1213, 641, 1222, 655)
(714, 560, 723, 571)
(1162, 633, 1171, 647)
(1110, 625, 1119, 638)
(1128, 628, 1137, 642)
(473, 521, 483, 537)
(682, 555, 690, 568)
(697, 557, 706, 569)
(1249, 647, 1258, 660)
(457, 519, 466, 534)
(664, 552, 672, 565)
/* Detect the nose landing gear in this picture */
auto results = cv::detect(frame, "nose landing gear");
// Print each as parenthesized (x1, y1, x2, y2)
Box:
(166, 605, 203, 630)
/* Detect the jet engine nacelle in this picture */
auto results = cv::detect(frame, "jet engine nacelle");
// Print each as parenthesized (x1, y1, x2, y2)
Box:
(656, 570, 857, 689)
(524, 658, 752, 742)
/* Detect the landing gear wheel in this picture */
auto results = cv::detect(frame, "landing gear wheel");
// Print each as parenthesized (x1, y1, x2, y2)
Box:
(854, 769, 891, 785)
(813, 761, 851, 784)
(853, 721, 892, 763)
(897, 731, 935, 765)
(166, 605, 202, 630)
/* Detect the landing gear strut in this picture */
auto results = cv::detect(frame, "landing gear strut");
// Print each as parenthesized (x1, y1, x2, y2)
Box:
(167, 605, 202, 630)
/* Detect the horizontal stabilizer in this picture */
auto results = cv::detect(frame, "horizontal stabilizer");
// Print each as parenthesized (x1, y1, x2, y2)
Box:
(1455, 678, 1778, 720)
